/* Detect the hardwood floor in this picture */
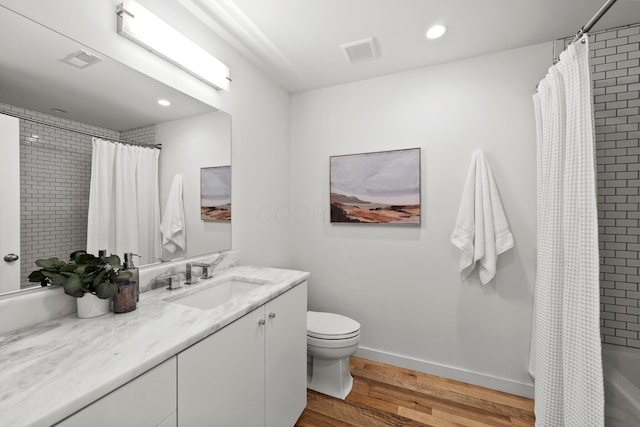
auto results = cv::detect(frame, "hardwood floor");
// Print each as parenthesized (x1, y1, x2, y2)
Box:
(295, 357, 535, 427)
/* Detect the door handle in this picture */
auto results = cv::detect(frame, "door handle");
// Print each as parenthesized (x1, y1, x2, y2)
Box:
(3, 253, 19, 262)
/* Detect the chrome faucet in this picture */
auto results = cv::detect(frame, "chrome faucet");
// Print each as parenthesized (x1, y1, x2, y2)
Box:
(185, 263, 210, 284)
(152, 273, 181, 290)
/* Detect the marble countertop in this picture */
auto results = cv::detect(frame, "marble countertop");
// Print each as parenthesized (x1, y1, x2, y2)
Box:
(0, 266, 309, 427)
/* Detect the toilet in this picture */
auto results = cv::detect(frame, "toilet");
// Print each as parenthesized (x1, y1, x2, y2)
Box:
(307, 311, 361, 399)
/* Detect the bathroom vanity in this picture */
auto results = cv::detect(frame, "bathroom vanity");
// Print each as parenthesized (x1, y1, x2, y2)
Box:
(0, 266, 309, 427)
(178, 282, 306, 426)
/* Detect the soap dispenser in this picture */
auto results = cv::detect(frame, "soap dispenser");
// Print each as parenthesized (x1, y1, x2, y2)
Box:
(124, 252, 141, 302)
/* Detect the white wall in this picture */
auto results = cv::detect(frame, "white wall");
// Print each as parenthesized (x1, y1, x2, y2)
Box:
(224, 47, 292, 268)
(0, 0, 293, 268)
(290, 42, 550, 396)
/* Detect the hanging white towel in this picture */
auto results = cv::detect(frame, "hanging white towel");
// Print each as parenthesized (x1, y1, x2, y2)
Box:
(160, 174, 186, 253)
(450, 149, 513, 284)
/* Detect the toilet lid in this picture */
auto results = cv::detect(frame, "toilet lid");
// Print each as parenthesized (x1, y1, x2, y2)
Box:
(307, 311, 360, 339)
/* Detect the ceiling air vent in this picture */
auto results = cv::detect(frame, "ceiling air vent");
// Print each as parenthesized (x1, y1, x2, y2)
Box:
(341, 37, 378, 64)
(60, 50, 103, 69)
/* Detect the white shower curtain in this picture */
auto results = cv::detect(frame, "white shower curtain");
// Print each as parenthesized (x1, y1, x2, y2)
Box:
(87, 138, 161, 265)
(530, 36, 603, 426)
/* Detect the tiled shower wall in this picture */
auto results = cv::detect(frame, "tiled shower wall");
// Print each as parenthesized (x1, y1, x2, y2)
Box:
(583, 23, 640, 348)
(0, 102, 155, 288)
(121, 125, 156, 146)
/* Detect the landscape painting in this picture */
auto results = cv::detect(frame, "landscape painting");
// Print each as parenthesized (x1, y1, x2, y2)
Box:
(330, 148, 420, 224)
(201, 166, 231, 221)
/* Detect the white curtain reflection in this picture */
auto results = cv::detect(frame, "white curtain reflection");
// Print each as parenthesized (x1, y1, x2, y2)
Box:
(87, 137, 161, 264)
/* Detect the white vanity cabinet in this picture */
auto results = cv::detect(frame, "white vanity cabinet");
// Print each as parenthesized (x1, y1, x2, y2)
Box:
(177, 282, 307, 426)
(56, 357, 177, 427)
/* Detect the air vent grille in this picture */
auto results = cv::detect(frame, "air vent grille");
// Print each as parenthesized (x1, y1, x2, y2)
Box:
(341, 37, 378, 64)
(60, 50, 103, 69)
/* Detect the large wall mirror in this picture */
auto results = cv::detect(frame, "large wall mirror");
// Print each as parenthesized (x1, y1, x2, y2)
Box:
(0, 6, 231, 294)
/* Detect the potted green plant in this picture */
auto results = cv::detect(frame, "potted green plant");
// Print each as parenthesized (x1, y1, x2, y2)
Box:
(29, 250, 132, 318)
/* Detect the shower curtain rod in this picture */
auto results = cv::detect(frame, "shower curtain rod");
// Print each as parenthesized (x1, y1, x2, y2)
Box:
(2, 110, 162, 149)
(571, 0, 619, 44)
(539, 0, 619, 89)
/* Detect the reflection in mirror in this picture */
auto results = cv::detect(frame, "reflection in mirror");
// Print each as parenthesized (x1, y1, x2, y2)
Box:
(0, 6, 231, 294)
(158, 111, 232, 261)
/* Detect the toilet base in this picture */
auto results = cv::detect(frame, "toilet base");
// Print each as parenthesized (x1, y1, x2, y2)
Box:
(307, 355, 353, 400)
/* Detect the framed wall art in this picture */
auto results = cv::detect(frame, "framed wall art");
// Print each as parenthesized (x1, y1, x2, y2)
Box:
(201, 165, 231, 221)
(330, 148, 420, 224)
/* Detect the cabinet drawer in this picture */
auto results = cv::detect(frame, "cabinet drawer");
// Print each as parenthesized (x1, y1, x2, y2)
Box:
(56, 357, 177, 427)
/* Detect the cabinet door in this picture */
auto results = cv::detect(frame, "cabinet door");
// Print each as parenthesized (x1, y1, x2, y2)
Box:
(265, 282, 308, 427)
(178, 308, 265, 427)
(56, 357, 176, 427)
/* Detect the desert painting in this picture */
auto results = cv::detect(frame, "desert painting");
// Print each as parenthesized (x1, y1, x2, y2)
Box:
(201, 166, 231, 221)
(330, 148, 420, 224)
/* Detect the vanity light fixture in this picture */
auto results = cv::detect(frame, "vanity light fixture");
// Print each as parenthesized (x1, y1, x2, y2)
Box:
(426, 24, 447, 40)
(116, 0, 231, 92)
(157, 99, 171, 107)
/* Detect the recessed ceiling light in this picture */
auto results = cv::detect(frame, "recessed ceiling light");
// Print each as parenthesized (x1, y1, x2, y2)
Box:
(158, 99, 171, 107)
(426, 24, 447, 40)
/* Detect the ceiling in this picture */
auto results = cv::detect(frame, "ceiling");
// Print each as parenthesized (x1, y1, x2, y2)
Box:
(1, 1, 638, 130)
(180, 0, 640, 93)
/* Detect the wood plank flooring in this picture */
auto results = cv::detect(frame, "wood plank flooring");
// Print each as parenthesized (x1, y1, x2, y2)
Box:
(295, 357, 535, 427)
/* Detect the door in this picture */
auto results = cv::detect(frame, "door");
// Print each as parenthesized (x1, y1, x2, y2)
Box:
(0, 113, 20, 293)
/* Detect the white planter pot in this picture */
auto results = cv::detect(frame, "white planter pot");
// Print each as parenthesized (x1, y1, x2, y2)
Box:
(76, 293, 111, 318)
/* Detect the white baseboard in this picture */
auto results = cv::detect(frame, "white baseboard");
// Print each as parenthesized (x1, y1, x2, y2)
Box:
(354, 346, 534, 399)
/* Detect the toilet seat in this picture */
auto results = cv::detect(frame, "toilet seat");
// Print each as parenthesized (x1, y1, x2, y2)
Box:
(307, 334, 360, 349)
(308, 330, 360, 340)
(307, 311, 360, 340)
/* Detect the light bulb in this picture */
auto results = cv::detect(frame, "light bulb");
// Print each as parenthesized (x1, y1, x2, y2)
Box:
(426, 25, 447, 40)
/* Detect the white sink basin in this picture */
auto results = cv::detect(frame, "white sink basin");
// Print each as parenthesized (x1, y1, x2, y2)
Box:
(168, 278, 265, 310)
